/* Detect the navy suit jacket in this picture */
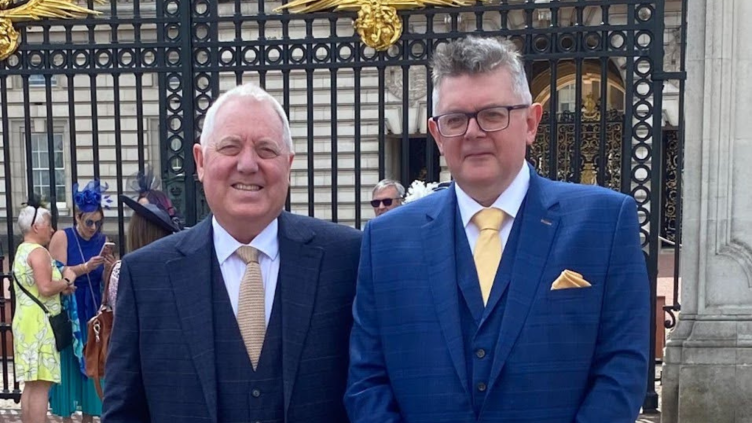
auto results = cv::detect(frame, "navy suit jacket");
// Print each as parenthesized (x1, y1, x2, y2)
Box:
(346, 169, 650, 423)
(103, 212, 362, 423)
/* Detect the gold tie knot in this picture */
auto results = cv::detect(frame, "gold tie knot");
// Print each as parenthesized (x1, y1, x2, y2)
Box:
(472, 208, 505, 232)
(236, 246, 260, 264)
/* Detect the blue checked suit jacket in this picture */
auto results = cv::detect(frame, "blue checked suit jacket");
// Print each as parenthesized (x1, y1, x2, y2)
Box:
(346, 167, 650, 423)
(103, 212, 361, 423)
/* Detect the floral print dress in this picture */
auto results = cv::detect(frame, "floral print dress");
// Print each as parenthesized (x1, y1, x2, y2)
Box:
(12, 242, 63, 383)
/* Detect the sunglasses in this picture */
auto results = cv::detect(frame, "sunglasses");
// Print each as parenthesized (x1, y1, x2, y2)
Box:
(370, 198, 401, 208)
(84, 219, 103, 228)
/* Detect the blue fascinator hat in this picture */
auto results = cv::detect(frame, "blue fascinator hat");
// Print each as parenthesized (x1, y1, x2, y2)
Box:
(72, 180, 112, 213)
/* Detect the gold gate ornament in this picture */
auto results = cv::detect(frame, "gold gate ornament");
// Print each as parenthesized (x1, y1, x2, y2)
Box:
(275, 0, 476, 51)
(0, 0, 103, 61)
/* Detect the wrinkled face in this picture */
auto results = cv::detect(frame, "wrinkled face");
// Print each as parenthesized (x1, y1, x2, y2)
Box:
(76, 210, 103, 239)
(371, 186, 402, 216)
(194, 97, 294, 234)
(428, 68, 542, 198)
(34, 214, 55, 246)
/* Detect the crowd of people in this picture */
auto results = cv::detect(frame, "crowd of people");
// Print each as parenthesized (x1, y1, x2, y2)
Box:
(10, 35, 649, 423)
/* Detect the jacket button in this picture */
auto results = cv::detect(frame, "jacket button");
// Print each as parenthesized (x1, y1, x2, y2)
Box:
(477, 382, 487, 392)
(475, 349, 486, 359)
(251, 389, 261, 398)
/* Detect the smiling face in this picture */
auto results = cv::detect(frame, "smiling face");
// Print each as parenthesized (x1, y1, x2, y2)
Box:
(428, 67, 542, 206)
(193, 96, 294, 243)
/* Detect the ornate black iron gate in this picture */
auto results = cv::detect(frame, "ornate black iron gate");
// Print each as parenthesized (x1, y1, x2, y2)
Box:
(0, 0, 685, 412)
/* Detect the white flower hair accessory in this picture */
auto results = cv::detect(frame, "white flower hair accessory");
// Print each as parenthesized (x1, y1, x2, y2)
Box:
(404, 180, 451, 203)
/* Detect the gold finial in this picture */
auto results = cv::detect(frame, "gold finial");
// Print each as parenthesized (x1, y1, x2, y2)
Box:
(0, 0, 104, 61)
(275, 0, 480, 51)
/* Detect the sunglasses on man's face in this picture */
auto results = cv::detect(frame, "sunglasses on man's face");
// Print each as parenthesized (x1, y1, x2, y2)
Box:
(370, 198, 401, 208)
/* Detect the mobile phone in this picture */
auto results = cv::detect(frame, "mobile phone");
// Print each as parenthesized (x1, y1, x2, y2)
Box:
(100, 242, 116, 256)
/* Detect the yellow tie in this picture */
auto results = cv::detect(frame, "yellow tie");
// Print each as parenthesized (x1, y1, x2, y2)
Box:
(472, 208, 505, 305)
(235, 246, 265, 370)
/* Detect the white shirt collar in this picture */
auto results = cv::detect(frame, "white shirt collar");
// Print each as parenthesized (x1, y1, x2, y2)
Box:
(455, 162, 530, 228)
(212, 216, 280, 264)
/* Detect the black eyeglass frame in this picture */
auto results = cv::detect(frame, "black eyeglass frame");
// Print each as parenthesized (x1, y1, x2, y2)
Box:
(431, 104, 530, 137)
(370, 198, 402, 208)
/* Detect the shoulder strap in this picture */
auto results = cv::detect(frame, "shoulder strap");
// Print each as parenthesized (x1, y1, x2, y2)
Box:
(101, 260, 121, 308)
(12, 272, 51, 316)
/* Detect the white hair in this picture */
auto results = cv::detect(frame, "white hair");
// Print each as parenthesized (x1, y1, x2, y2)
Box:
(431, 36, 532, 113)
(18, 205, 51, 235)
(372, 179, 406, 198)
(200, 83, 294, 153)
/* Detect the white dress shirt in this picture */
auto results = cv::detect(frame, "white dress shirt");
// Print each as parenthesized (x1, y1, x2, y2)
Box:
(456, 163, 530, 254)
(212, 216, 280, 327)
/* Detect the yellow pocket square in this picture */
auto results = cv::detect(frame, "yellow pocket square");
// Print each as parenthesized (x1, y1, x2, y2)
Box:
(550, 270, 592, 290)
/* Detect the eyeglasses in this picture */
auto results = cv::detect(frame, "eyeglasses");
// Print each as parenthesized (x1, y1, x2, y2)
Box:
(84, 219, 103, 228)
(370, 198, 401, 208)
(431, 104, 530, 137)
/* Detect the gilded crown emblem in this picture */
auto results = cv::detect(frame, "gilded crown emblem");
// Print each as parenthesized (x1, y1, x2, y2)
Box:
(0, 0, 103, 61)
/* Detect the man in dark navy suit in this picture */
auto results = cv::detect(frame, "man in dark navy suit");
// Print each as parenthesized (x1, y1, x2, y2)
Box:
(103, 83, 361, 423)
(346, 36, 650, 423)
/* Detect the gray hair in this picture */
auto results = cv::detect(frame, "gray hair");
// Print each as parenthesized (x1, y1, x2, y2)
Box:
(430, 36, 532, 112)
(200, 83, 294, 153)
(17, 205, 51, 235)
(372, 179, 406, 198)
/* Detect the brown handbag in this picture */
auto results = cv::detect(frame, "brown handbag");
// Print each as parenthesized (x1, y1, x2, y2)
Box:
(84, 260, 117, 399)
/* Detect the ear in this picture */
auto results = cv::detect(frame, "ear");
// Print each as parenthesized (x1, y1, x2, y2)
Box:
(428, 118, 445, 156)
(193, 143, 205, 182)
(525, 103, 544, 147)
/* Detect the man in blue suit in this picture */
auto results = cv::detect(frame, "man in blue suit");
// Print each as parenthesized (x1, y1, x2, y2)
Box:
(346, 36, 650, 423)
(103, 83, 361, 423)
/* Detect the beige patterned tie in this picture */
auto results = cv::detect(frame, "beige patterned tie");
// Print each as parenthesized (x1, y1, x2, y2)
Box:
(472, 208, 505, 306)
(235, 246, 265, 370)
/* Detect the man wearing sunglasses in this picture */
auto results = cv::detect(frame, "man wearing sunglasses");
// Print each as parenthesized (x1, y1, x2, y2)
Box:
(346, 36, 649, 423)
(371, 179, 405, 217)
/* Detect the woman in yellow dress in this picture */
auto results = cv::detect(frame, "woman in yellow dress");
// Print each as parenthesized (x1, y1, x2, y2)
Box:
(12, 200, 76, 423)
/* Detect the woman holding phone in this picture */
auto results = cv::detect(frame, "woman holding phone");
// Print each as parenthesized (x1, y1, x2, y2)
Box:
(48, 180, 114, 423)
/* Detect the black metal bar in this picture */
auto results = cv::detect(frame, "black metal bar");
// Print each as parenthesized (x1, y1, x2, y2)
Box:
(643, 0, 662, 412)
(0, 74, 18, 398)
(572, 56, 583, 183)
(547, 59, 558, 180)
(598, 56, 608, 186)
(113, 73, 126, 253)
(88, 15, 101, 182)
(330, 17, 338, 223)
(401, 64, 410, 187)
(354, 64, 362, 229)
(378, 65, 386, 181)
(22, 73, 33, 198)
(181, 0, 198, 225)
(425, 15, 436, 183)
(305, 18, 315, 217)
(44, 73, 59, 225)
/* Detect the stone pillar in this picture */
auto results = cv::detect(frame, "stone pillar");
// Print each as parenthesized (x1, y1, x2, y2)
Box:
(661, 0, 752, 422)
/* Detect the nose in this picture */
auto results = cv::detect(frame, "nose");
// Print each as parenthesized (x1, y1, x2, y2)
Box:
(237, 146, 260, 174)
(464, 116, 485, 138)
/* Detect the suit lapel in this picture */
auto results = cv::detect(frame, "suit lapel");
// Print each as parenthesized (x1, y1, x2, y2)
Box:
(486, 170, 560, 394)
(277, 212, 323, 419)
(166, 218, 218, 423)
(422, 187, 471, 398)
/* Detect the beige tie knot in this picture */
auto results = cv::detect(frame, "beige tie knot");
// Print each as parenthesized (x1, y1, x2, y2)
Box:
(236, 246, 260, 264)
(472, 208, 505, 232)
